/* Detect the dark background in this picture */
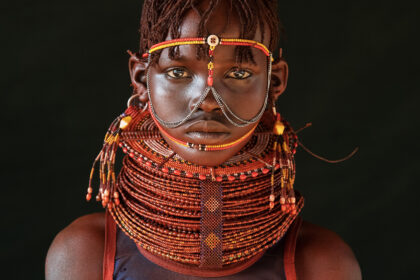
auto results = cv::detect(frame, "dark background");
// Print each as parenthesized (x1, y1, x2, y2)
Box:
(2, 0, 418, 279)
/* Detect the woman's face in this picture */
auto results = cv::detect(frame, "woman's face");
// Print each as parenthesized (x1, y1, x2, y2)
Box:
(133, 4, 287, 166)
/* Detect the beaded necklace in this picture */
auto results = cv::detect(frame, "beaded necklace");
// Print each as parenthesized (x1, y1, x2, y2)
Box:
(86, 105, 304, 273)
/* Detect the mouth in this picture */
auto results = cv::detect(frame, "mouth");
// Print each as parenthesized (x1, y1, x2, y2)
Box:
(185, 120, 231, 143)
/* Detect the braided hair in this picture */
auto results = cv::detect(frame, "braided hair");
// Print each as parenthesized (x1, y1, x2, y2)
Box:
(139, 0, 284, 65)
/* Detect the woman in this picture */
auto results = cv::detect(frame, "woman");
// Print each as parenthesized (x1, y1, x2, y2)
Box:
(46, 0, 362, 279)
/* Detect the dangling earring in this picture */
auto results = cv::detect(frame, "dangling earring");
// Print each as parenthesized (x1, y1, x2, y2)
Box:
(85, 92, 145, 208)
(127, 93, 148, 112)
(268, 104, 297, 215)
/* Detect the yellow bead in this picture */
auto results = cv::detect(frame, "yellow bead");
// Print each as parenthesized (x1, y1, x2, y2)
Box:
(273, 121, 285, 135)
(120, 116, 132, 130)
(283, 141, 290, 152)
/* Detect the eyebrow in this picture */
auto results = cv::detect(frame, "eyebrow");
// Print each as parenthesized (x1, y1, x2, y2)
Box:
(164, 54, 259, 66)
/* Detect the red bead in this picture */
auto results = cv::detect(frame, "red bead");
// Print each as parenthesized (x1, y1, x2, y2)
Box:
(146, 161, 152, 167)
(251, 172, 259, 177)
(174, 170, 181, 175)
(142, 53, 149, 58)
(240, 174, 247, 180)
(291, 209, 297, 215)
(262, 168, 270, 174)
(162, 167, 169, 173)
(269, 201, 274, 210)
(209, 69, 214, 76)
(186, 172, 193, 178)
(122, 147, 128, 153)
(207, 76, 213, 86)
(199, 174, 206, 180)
(216, 176, 223, 182)
(118, 142, 124, 148)
(137, 157, 143, 162)
(294, 142, 298, 148)
(129, 152, 134, 158)
(281, 205, 287, 211)
(86, 193, 92, 201)
(228, 175, 235, 181)
(292, 149, 296, 154)
(275, 164, 280, 170)
(209, 50, 214, 55)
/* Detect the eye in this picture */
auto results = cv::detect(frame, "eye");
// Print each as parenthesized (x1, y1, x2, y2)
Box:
(226, 68, 252, 79)
(166, 68, 191, 79)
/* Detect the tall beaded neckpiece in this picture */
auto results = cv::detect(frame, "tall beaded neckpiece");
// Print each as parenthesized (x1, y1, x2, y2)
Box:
(85, 35, 304, 274)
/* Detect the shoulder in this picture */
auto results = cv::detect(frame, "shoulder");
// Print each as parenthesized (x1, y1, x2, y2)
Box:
(45, 212, 105, 280)
(294, 220, 362, 280)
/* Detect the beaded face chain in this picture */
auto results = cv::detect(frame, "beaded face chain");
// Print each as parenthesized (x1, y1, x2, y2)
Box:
(144, 35, 273, 128)
(85, 104, 304, 271)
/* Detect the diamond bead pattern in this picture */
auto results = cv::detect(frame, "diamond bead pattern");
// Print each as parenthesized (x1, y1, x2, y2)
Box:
(205, 196, 219, 212)
(205, 232, 220, 249)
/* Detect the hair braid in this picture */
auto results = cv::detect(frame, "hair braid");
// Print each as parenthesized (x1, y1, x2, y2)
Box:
(138, 0, 283, 66)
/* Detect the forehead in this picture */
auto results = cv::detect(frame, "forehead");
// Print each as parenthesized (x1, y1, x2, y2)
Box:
(164, 2, 270, 47)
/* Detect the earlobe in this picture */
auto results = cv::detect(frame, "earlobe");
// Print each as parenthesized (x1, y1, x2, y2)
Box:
(271, 50, 289, 101)
(128, 50, 149, 104)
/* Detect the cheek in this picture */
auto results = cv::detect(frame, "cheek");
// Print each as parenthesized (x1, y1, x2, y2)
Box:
(218, 73, 268, 118)
(149, 70, 201, 121)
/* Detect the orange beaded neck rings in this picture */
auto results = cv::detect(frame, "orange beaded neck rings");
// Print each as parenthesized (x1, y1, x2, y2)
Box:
(143, 34, 274, 129)
(85, 104, 303, 275)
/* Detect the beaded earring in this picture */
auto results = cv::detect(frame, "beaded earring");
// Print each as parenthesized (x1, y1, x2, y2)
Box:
(269, 105, 297, 214)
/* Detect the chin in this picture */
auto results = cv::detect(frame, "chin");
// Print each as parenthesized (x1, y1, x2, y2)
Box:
(162, 133, 248, 167)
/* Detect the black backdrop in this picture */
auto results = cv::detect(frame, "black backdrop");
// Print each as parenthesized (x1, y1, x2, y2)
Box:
(2, 0, 419, 279)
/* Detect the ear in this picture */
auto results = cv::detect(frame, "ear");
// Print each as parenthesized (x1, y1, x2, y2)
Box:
(128, 50, 149, 104)
(271, 48, 289, 101)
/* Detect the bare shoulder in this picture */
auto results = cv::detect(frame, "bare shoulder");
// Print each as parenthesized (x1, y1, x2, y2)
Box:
(45, 212, 105, 280)
(295, 220, 362, 280)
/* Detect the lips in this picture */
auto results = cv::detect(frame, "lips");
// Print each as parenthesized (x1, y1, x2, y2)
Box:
(185, 120, 231, 143)
(185, 120, 230, 133)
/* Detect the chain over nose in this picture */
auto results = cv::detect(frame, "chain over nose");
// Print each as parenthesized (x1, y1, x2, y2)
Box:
(197, 87, 220, 113)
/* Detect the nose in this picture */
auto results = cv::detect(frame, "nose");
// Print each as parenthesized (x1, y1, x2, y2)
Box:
(198, 87, 221, 113)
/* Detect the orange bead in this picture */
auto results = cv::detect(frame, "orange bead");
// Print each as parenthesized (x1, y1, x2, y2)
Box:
(207, 76, 213, 87)
(86, 193, 92, 201)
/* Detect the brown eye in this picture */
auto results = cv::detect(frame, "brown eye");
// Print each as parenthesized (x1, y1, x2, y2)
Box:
(226, 68, 252, 79)
(166, 68, 191, 79)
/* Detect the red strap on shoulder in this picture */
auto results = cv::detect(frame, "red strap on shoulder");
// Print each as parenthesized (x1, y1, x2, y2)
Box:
(103, 210, 117, 280)
(283, 216, 303, 280)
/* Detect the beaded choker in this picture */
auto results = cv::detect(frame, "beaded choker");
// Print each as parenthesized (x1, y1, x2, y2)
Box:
(85, 105, 304, 275)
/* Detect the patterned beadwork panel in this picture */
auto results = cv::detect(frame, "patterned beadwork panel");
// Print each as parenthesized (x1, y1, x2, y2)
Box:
(200, 180, 223, 268)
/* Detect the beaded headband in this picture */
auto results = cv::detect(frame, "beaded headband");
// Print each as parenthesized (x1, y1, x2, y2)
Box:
(143, 34, 274, 129)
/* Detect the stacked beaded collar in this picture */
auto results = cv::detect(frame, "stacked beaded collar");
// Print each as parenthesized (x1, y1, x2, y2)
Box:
(143, 35, 274, 128)
(85, 104, 304, 275)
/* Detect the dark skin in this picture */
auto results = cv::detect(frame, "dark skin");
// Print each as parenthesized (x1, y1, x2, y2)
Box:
(46, 3, 362, 280)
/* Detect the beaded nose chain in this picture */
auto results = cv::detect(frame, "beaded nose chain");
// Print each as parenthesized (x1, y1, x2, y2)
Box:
(143, 35, 273, 128)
